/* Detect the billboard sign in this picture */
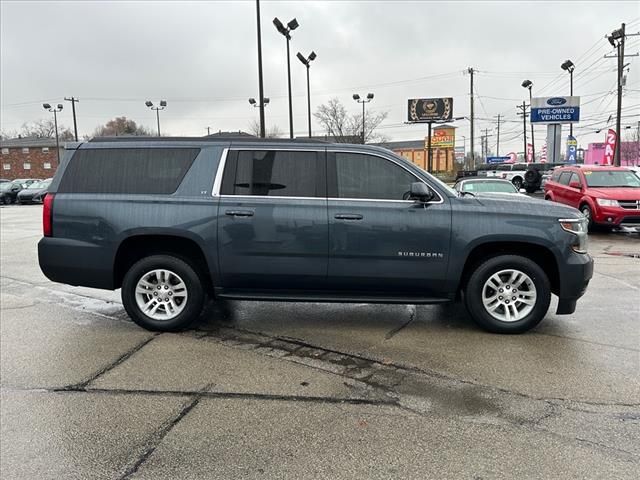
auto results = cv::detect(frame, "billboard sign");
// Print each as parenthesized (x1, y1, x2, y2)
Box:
(427, 127, 455, 148)
(565, 136, 578, 163)
(408, 97, 453, 123)
(531, 96, 580, 124)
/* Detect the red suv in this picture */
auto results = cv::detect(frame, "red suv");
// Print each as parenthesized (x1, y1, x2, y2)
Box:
(544, 166, 640, 230)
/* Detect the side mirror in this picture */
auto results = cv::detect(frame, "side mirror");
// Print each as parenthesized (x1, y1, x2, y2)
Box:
(568, 180, 581, 189)
(409, 182, 435, 202)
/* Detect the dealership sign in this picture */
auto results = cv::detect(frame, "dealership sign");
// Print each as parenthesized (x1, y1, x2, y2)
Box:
(486, 156, 510, 164)
(408, 97, 453, 122)
(531, 96, 580, 124)
(603, 129, 617, 165)
(565, 136, 578, 163)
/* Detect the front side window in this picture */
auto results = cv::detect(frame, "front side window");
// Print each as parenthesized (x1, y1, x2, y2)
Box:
(568, 173, 582, 187)
(332, 152, 418, 200)
(220, 150, 321, 197)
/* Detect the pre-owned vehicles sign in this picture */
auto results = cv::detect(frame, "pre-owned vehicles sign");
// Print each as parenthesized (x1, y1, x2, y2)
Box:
(531, 96, 580, 124)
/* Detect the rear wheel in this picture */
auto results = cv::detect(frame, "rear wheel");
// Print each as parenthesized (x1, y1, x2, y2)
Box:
(512, 177, 523, 190)
(464, 255, 551, 334)
(121, 255, 205, 331)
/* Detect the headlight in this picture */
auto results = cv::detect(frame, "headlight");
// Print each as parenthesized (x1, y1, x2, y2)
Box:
(559, 218, 588, 254)
(596, 198, 619, 207)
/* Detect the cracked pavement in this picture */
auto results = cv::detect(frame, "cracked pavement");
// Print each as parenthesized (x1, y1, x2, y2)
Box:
(1, 205, 639, 479)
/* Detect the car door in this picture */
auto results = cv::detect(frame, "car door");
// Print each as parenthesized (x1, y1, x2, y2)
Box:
(554, 171, 573, 205)
(564, 171, 583, 208)
(326, 150, 452, 297)
(216, 148, 328, 290)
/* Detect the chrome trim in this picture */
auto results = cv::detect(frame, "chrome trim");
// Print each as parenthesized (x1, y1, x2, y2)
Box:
(219, 194, 325, 201)
(211, 148, 229, 197)
(212, 146, 444, 204)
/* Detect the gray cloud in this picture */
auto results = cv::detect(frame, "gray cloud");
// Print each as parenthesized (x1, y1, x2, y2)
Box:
(1, 0, 638, 154)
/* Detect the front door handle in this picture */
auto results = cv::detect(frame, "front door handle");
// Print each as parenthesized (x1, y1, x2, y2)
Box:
(225, 210, 254, 217)
(334, 213, 363, 220)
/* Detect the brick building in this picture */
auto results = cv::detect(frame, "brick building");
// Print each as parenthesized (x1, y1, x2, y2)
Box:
(0, 137, 64, 180)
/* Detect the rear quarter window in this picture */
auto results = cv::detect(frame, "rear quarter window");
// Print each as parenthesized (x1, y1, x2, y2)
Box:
(58, 148, 200, 194)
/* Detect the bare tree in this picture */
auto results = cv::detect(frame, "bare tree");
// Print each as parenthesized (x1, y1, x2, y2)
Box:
(314, 98, 388, 143)
(248, 119, 283, 138)
(92, 117, 152, 137)
(18, 119, 74, 140)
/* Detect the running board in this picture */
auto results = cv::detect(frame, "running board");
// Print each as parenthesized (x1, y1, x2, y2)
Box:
(216, 289, 452, 305)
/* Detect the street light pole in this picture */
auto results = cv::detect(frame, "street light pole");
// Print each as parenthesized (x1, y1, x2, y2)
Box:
(561, 60, 575, 137)
(353, 93, 374, 144)
(256, 0, 266, 138)
(145, 100, 167, 136)
(522, 80, 535, 162)
(273, 17, 299, 139)
(297, 51, 316, 138)
(43, 103, 63, 165)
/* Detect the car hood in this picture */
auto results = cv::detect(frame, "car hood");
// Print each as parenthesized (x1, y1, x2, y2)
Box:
(464, 192, 581, 218)
(587, 188, 640, 200)
(18, 188, 47, 197)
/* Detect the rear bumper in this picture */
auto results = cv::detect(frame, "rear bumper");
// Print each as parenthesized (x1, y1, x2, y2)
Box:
(555, 252, 594, 315)
(38, 237, 115, 289)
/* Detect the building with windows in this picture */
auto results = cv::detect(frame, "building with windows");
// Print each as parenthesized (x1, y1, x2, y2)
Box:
(0, 137, 64, 179)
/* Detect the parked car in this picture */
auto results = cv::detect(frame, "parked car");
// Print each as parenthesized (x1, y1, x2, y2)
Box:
(16, 179, 51, 204)
(0, 181, 26, 204)
(454, 178, 525, 195)
(13, 178, 38, 186)
(0, 178, 10, 183)
(39, 137, 593, 334)
(544, 165, 640, 230)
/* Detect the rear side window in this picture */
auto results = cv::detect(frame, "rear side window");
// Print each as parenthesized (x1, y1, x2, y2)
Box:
(220, 150, 322, 197)
(58, 148, 199, 194)
(558, 171, 572, 186)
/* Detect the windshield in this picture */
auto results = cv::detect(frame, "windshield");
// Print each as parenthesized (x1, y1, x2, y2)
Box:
(28, 180, 50, 189)
(584, 170, 640, 188)
(460, 181, 517, 193)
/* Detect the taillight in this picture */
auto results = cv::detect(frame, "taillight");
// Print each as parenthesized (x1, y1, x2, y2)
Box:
(43, 193, 54, 237)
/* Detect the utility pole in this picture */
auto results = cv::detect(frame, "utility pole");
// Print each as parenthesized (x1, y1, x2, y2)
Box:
(206, 126, 211, 136)
(467, 67, 475, 168)
(516, 102, 529, 161)
(64, 97, 79, 141)
(484, 128, 489, 157)
(494, 114, 501, 156)
(605, 23, 639, 166)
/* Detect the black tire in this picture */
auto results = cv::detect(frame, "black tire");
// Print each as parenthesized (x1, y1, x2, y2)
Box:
(121, 255, 205, 332)
(512, 177, 523, 190)
(525, 186, 537, 194)
(580, 204, 594, 231)
(464, 255, 551, 334)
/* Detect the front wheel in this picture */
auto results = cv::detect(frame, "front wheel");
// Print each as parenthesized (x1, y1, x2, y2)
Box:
(121, 255, 205, 331)
(580, 204, 594, 231)
(464, 255, 551, 334)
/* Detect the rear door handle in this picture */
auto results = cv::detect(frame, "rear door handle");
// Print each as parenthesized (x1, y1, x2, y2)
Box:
(225, 210, 254, 217)
(334, 213, 363, 220)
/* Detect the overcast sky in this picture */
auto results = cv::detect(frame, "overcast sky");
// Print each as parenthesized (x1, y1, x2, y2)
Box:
(1, 0, 638, 155)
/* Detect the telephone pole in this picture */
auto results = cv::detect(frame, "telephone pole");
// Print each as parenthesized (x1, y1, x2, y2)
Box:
(516, 102, 529, 162)
(605, 23, 639, 166)
(64, 96, 79, 141)
(467, 67, 475, 167)
(494, 114, 501, 156)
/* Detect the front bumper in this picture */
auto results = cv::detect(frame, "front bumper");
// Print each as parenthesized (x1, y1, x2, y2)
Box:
(555, 251, 594, 315)
(593, 205, 640, 226)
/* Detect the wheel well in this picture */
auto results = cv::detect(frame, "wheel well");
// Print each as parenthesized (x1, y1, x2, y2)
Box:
(113, 235, 213, 294)
(459, 242, 560, 296)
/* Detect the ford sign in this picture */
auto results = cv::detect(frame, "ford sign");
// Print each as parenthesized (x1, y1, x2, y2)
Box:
(547, 97, 567, 106)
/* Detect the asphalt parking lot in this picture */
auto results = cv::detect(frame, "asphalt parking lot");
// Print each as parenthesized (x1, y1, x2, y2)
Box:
(1, 204, 639, 479)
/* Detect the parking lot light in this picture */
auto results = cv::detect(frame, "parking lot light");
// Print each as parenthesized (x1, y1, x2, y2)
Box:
(43, 103, 63, 164)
